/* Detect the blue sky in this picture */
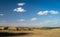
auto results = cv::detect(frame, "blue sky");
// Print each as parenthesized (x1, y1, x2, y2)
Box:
(0, 0, 60, 27)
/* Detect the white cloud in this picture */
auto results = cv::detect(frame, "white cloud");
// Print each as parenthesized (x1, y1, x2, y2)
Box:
(31, 18, 37, 21)
(39, 20, 59, 27)
(50, 10, 58, 14)
(13, 7, 26, 12)
(0, 20, 60, 27)
(17, 19, 25, 22)
(37, 10, 59, 15)
(18, 3, 26, 6)
(0, 14, 4, 16)
(0, 22, 27, 27)
(1, 20, 7, 23)
(37, 10, 48, 15)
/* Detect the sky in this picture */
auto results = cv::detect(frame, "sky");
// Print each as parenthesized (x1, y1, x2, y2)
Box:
(0, 0, 60, 27)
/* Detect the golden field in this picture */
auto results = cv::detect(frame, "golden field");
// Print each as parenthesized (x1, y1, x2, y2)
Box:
(0, 26, 60, 37)
(10, 29, 60, 37)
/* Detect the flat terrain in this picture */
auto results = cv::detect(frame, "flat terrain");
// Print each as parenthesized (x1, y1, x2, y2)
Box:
(0, 29, 60, 37)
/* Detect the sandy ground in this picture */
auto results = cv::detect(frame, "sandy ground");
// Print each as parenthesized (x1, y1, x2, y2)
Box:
(5, 29, 60, 37)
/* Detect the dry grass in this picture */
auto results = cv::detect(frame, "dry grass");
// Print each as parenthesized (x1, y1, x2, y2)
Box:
(0, 27, 60, 37)
(1, 28, 60, 37)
